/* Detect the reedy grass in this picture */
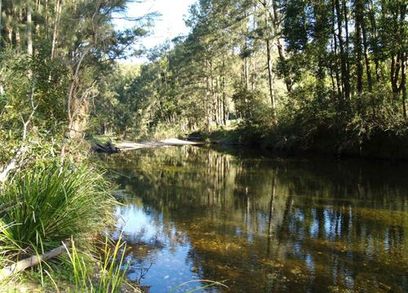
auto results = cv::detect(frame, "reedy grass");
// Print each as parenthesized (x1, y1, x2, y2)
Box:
(65, 236, 136, 293)
(0, 160, 138, 292)
(0, 160, 116, 258)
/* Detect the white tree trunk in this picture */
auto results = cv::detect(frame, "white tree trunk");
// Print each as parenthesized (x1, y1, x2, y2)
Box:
(0, 0, 2, 48)
(27, 2, 33, 56)
(0, 146, 27, 184)
(51, 0, 61, 60)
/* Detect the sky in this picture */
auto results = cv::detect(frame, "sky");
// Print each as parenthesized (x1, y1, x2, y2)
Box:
(114, 0, 197, 63)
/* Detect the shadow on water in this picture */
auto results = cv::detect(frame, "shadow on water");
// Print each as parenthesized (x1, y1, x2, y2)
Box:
(103, 146, 408, 293)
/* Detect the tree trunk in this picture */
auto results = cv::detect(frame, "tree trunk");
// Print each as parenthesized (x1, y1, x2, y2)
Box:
(243, 56, 249, 90)
(399, 4, 407, 119)
(391, 54, 401, 95)
(15, 9, 21, 52)
(368, 0, 380, 81)
(331, 0, 342, 100)
(0, 0, 2, 49)
(0, 147, 27, 184)
(27, 1, 33, 56)
(266, 38, 276, 114)
(342, 0, 351, 101)
(270, 0, 292, 93)
(335, 0, 349, 109)
(221, 60, 227, 125)
(205, 63, 211, 131)
(67, 46, 92, 139)
(262, 0, 276, 115)
(361, 11, 372, 92)
(51, 0, 61, 60)
(355, 0, 363, 96)
(401, 52, 407, 119)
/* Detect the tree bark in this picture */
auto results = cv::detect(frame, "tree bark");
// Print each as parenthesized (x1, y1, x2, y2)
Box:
(0, 0, 2, 48)
(335, 0, 350, 109)
(355, 0, 364, 96)
(51, 0, 61, 60)
(271, 0, 292, 93)
(261, 0, 276, 115)
(342, 0, 351, 101)
(0, 146, 27, 184)
(266, 38, 276, 113)
(401, 52, 407, 119)
(27, 1, 33, 56)
(15, 9, 21, 52)
(361, 11, 372, 92)
(221, 60, 227, 125)
(368, 0, 380, 81)
(331, 0, 342, 100)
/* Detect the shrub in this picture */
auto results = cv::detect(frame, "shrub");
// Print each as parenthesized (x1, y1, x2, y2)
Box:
(0, 161, 116, 255)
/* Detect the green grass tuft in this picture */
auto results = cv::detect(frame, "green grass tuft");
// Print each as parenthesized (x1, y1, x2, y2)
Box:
(65, 236, 135, 293)
(0, 161, 116, 256)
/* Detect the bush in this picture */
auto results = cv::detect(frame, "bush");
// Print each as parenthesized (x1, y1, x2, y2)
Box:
(0, 161, 116, 255)
(232, 88, 275, 129)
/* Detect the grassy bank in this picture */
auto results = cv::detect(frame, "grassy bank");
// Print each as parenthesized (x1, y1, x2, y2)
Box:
(0, 158, 136, 292)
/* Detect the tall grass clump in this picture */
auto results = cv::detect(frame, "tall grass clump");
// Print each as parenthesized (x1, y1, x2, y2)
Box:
(0, 161, 116, 256)
(65, 236, 135, 293)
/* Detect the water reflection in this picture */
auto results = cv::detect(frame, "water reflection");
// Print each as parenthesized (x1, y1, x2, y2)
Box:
(104, 146, 408, 292)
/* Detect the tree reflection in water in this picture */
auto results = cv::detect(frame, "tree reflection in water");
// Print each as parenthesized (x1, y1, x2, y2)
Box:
(103, 146, 408, 293)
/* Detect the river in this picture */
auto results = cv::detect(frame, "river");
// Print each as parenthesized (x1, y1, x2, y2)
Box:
(103, 145, 408, 292)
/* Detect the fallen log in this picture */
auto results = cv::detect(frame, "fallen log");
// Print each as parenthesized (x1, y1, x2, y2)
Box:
(115, 138, 205, 152)
(0, 243, 67, 282)
(91, 141, 120, 154)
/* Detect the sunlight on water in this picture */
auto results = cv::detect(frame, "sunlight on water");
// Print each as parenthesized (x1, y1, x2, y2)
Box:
(114, 204, 206, 292)
(104, 146, 408, 293)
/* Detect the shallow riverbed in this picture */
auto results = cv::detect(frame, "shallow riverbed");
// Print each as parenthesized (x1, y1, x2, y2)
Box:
(104, 146, 408, 292)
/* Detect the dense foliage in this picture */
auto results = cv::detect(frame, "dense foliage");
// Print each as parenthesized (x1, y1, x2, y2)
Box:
(0, 0, 147, 161)
(0, 1, 147, 290)
(104, 0, 408, 156)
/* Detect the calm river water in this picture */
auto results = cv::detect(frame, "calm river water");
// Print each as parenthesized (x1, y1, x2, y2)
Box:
(104, 146, 408, 293)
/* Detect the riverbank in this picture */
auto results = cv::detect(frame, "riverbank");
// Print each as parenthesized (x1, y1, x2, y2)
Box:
(116, 138, 205, 151)
(190, 126, 408, 161)
(0, 156, 138, 292)
(91, 136, 205, 153)
(92, 124, 408, 161)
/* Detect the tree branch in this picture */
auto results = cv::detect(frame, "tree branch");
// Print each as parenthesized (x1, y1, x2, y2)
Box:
(0, 243, 68, 282)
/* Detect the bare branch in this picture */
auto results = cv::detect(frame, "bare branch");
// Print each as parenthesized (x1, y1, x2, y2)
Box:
(0, 243, 68, 282)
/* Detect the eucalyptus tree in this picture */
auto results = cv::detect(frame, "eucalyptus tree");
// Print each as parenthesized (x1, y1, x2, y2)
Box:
(0, 0, 148, 167)
(100, 0, 408, 148)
